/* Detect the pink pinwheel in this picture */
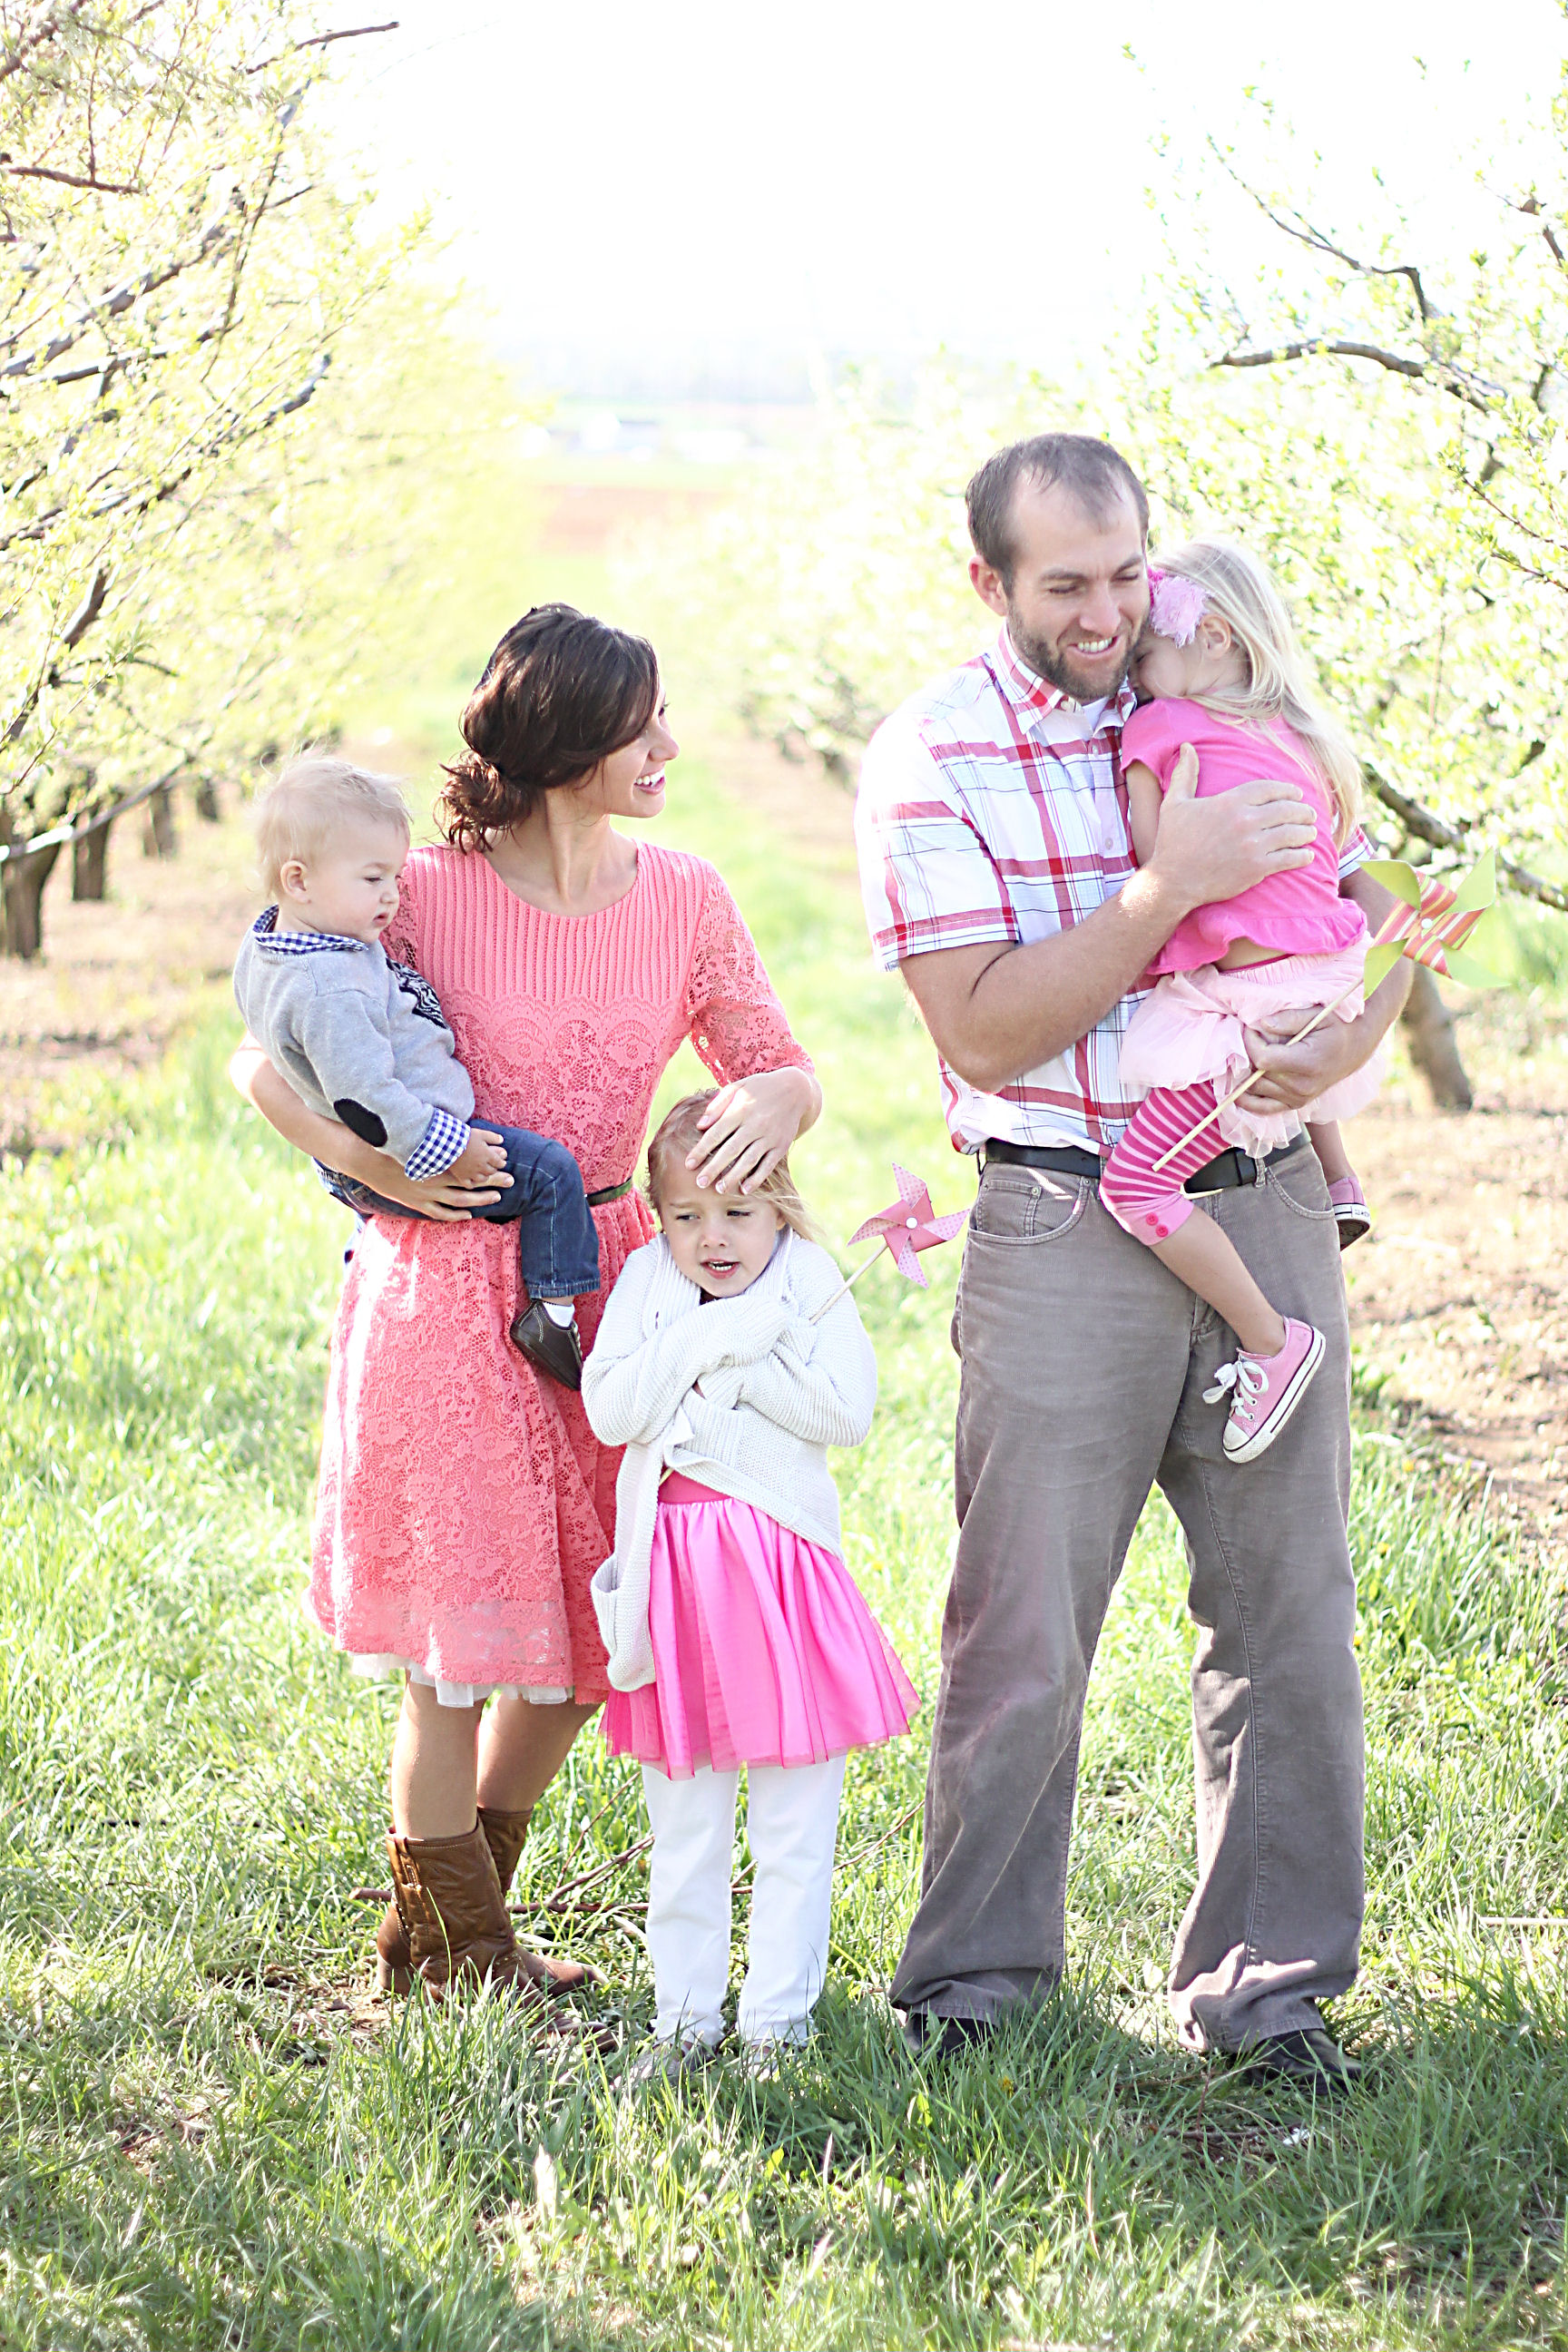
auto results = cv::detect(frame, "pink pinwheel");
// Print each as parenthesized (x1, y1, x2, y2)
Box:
(848, 1165, 968, 1287)
(809, 1166, 969, 1323)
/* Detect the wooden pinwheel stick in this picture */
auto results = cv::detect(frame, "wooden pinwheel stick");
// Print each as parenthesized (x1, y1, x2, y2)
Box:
(808, 1240, 899, 1325)
(1148, 971, 1367, 1174)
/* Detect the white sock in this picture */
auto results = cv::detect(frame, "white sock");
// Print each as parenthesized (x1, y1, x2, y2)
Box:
(543, 1299, 576, 1327)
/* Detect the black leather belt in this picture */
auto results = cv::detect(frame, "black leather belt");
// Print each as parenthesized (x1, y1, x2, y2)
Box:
(586, 1176, 634, 1207)
(980, 1136, 1299, 1193)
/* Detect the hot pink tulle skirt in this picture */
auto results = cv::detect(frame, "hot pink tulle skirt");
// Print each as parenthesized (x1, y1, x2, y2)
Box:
(1118, 942, 1387, 1156)
(602, 1475, 919, 1778)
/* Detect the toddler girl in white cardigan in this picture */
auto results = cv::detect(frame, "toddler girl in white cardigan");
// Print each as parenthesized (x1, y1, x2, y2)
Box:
(583, 1092, 918, 2063)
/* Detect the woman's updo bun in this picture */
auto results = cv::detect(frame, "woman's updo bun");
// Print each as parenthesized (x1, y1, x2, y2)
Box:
(438, 603, 660, 850)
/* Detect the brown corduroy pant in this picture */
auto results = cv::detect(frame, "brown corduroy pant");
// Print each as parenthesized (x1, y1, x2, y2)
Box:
(891, 1138, 1365, 2052)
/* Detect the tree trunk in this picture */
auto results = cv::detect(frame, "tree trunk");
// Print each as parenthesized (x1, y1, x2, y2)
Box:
(1, 838, 64, 958)
(142, 783, 177, 858)
(73, 818, 110, 900)
(194, 775, 220, 823)
(1400, 961, 1474, 1111)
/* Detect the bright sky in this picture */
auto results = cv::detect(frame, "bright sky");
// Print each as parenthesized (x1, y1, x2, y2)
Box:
(334, 0, 1566, 389)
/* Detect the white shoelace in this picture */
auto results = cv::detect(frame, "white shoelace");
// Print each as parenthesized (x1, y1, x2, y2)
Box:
(1203, 1354, 1269, 1421)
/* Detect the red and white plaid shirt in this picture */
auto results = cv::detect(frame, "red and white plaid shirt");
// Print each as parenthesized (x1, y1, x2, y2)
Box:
(855, 628, 1368, 1155)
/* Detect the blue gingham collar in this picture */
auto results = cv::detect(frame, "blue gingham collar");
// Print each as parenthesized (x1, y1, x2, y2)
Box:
(251, 905, 368, 956)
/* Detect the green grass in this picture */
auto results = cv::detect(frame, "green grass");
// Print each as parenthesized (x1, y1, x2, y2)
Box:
(4, 740, 1568, 2350)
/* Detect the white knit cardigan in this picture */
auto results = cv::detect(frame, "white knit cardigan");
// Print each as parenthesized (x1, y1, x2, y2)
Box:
(581, 1230, 877, 1692)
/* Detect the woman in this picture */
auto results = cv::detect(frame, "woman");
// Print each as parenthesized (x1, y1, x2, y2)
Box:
(231, 604, 819, 1996)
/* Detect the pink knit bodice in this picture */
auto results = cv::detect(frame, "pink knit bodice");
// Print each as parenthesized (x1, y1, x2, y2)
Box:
(306, 839, 813, 1705)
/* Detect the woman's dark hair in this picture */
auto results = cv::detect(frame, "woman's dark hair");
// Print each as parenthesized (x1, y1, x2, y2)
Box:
(438, 603, 660, 849)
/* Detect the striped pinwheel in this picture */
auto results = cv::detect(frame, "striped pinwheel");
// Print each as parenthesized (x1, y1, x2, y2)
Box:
(1358, 851, 1501, 989)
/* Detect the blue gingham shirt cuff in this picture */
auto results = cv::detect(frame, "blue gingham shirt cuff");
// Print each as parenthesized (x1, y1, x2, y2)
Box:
(404, 1108, 469, 1180)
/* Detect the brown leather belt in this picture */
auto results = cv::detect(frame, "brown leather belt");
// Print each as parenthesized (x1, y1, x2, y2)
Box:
(980, 1136, 1300, 1194)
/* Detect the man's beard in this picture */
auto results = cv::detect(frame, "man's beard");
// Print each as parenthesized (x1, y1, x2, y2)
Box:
(1006, 608, 1132, 704)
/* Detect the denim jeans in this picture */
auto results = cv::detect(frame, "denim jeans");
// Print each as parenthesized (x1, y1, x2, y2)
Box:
(317, 1113, 600, 1299)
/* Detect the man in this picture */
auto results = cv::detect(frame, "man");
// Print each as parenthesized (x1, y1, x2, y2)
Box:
(855, 433, 1409, 2090)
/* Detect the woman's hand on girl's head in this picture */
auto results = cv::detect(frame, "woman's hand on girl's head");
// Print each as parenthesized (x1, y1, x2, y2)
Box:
(687, 1067, 820, 1195)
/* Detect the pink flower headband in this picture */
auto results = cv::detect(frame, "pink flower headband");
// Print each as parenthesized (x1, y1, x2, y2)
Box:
(1147, 567, 1209, 647)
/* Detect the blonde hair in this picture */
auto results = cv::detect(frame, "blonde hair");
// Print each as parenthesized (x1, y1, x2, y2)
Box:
(644, 1092, 821, 1242)
(253, 753, 411, 900)
(1152, 539, 1362, 845)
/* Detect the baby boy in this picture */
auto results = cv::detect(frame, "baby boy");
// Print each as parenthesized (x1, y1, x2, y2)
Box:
(232, 753, 597, 1388)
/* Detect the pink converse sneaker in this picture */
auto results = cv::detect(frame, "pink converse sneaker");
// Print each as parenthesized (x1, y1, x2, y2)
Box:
(1328, 1175, 1371, 1250)
(1205, 1318, 1326, 1464)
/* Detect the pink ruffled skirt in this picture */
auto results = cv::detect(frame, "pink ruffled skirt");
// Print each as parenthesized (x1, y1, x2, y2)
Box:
(602, 1475, 919, 1779)
(1119, 942, 1387, 1156)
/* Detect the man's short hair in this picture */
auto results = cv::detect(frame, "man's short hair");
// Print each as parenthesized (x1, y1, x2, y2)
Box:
(253, 753, 410, 900)
(966, 433, 1150, 590)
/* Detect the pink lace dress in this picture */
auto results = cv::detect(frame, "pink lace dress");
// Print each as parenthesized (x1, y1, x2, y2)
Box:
(306, 841, 814, 1710)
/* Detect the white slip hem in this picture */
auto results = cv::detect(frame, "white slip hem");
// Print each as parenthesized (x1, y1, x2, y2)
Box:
(347, 1653, 572, 1710)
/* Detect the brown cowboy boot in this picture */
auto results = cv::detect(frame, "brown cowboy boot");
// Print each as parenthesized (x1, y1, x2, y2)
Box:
(381, 1821, 543, 1998)
(372, 1806, 593, 1995)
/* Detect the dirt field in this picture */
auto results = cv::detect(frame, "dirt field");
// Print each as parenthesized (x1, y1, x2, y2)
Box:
(1347, 1025, 1568, 1553)
(6, 727, 1563, 1561)
(0, 795, 259, 1147)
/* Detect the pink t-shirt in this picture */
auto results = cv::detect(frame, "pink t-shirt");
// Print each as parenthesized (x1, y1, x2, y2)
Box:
(1122, 696, 1366, 975)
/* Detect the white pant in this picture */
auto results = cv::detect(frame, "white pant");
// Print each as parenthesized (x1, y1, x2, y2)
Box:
(642, 1755, 847, 2046)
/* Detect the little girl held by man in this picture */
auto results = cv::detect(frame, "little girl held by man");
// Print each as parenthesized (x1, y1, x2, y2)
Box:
(1100, 540, 1385, 1464)
(583, 1093, 918, 2070)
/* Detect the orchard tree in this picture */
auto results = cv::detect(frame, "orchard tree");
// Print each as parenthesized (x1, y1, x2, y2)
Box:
(1144, 86, 1568, 922)
(0, 1, 493, 956)
(1120, 51, 1568, 1099)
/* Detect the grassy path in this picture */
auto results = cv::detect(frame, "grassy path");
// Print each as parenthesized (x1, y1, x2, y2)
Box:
(3, 737, 1567, 2349)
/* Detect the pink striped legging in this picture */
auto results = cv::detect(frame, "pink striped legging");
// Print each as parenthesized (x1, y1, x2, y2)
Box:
(1101, 1082, 1238, 1247)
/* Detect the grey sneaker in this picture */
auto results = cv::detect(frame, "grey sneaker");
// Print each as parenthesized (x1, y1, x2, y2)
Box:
(900, 2010, 995, 2062)
(627, 2035, 714, 2087)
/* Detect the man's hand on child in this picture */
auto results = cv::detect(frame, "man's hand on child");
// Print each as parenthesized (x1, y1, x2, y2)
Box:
(1150, 745, 1317, 916)
(1242, 1015, 1362, 1112)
